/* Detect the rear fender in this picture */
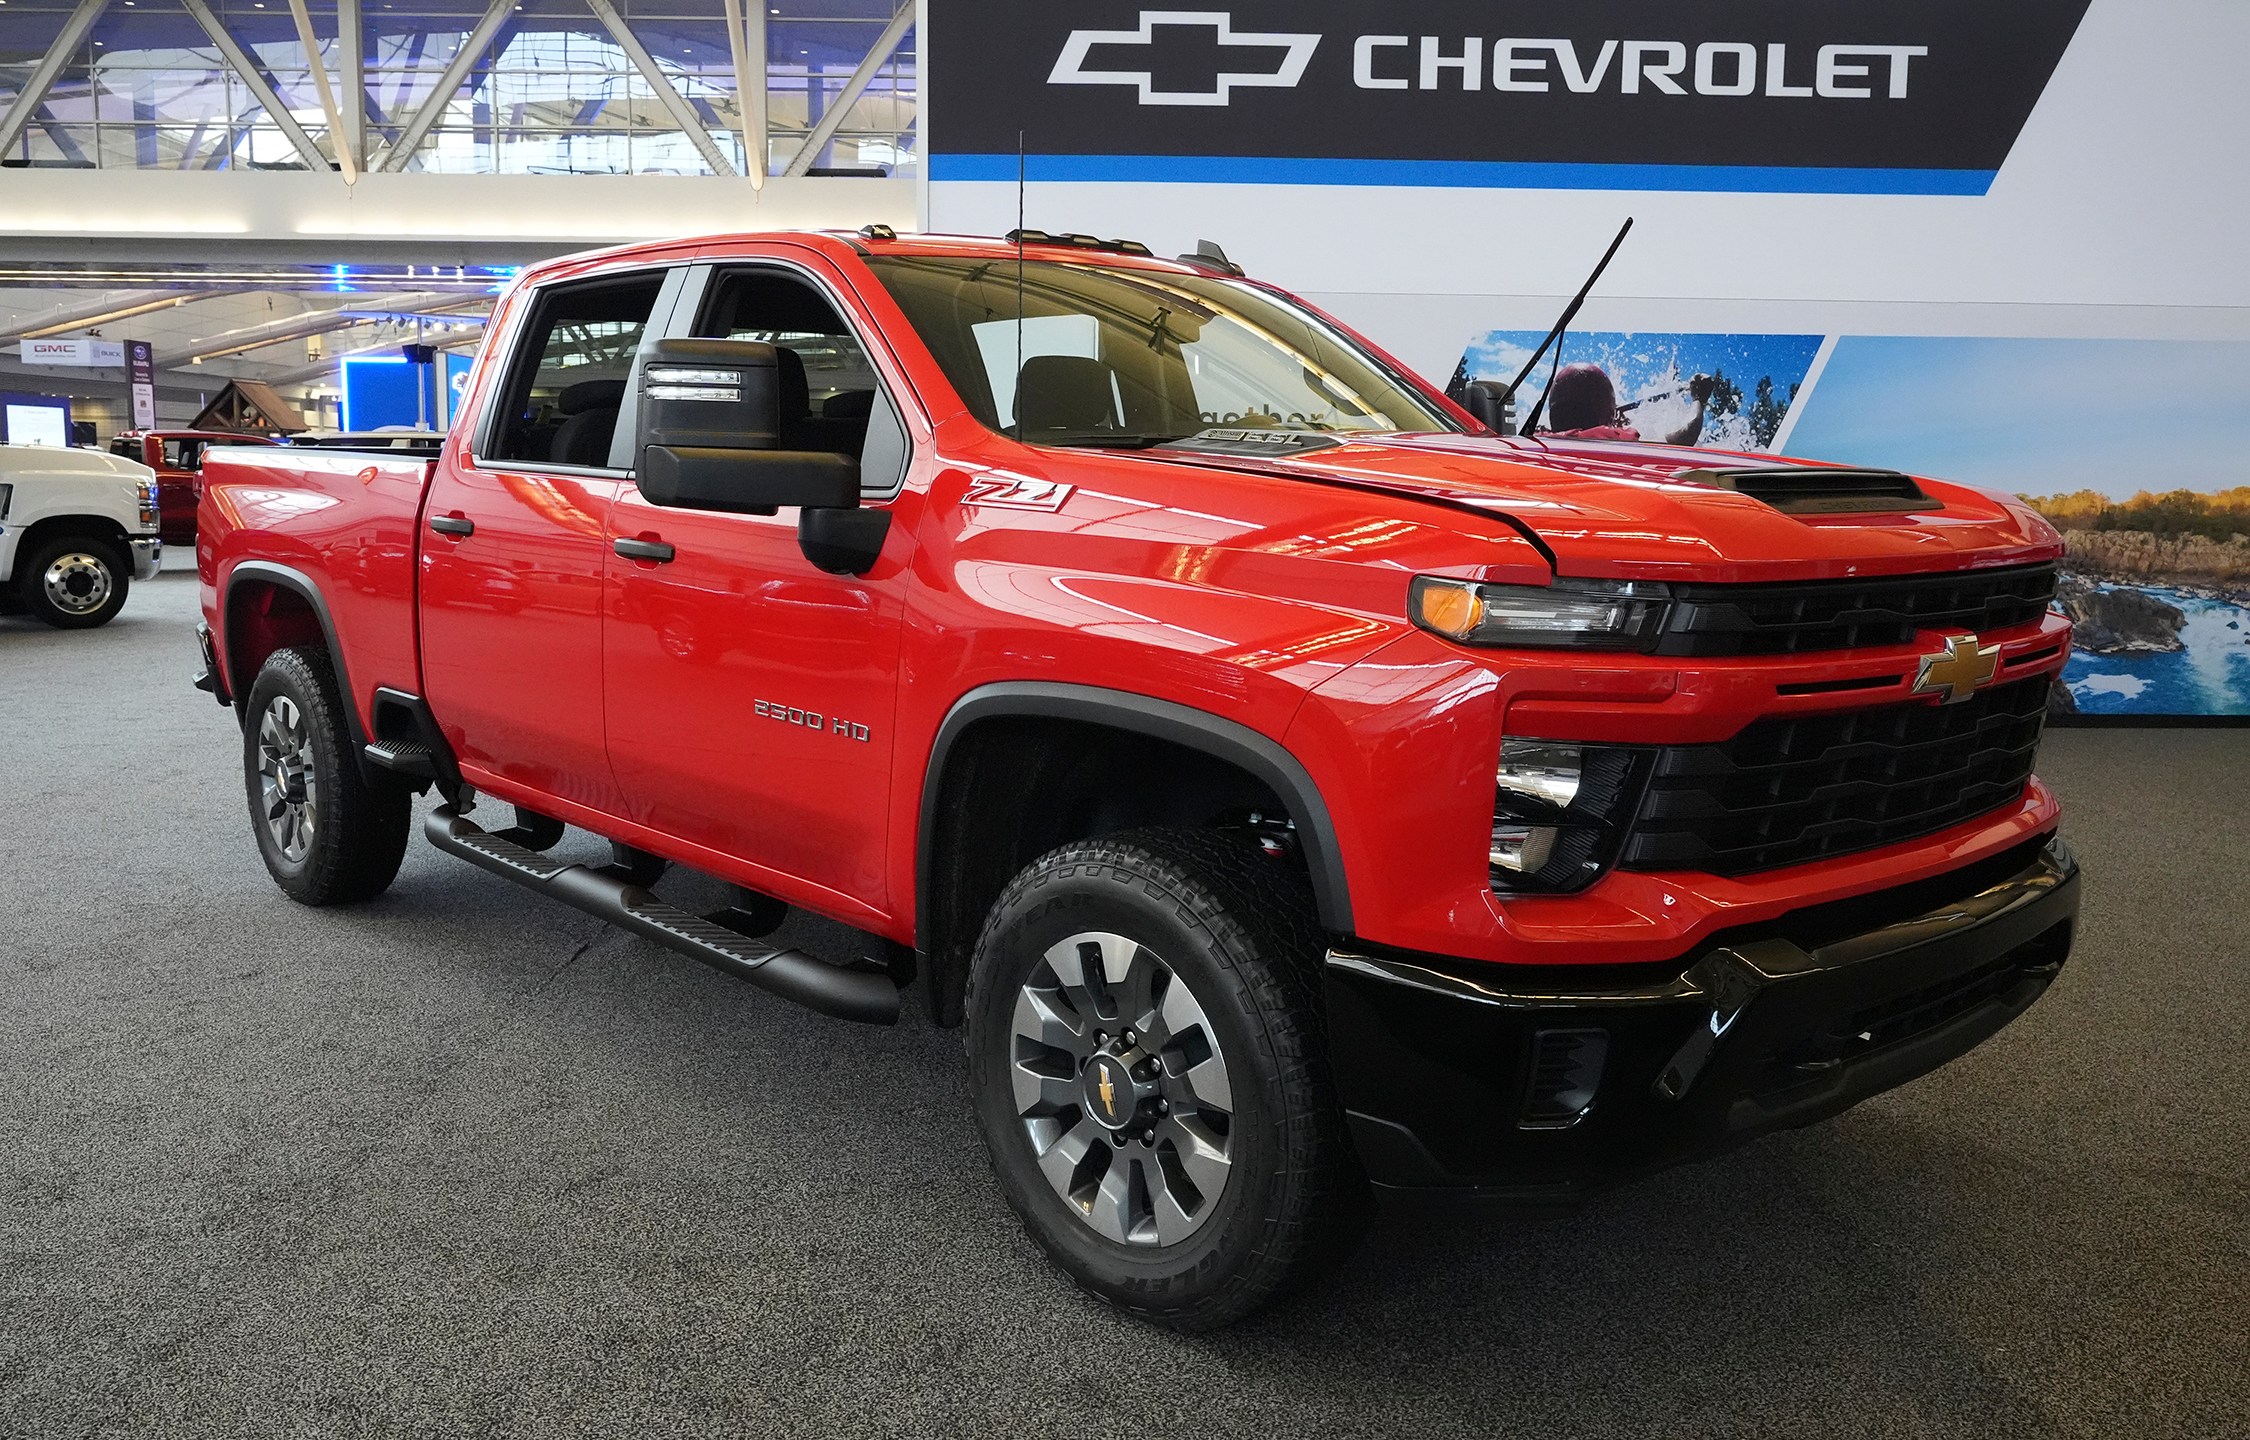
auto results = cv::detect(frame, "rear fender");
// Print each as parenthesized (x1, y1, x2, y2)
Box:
(221, 560, 365, 749)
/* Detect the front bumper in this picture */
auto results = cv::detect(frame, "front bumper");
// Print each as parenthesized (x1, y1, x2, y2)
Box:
(1325, 832, 2079, 1199)
(129, 535, 162, 579)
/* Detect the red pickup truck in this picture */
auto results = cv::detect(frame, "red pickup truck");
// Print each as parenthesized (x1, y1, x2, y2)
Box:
(109, 429, 280, 544)
(194, 228, 2080, 1329)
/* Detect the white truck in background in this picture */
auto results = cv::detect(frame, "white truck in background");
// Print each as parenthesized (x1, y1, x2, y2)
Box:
(0, 445, 163, 628)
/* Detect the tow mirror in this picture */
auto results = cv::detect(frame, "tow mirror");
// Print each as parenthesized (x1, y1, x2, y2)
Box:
(1461, 380, 1516, 435)
(635, 337, 890, 575)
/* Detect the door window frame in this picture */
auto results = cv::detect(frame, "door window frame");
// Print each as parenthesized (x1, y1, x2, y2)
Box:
(468, 263, 690, 476)
(664, 256, 920, 502)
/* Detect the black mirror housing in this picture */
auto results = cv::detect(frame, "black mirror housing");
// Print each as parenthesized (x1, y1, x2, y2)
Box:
(633, 336, 890, 575)
(640, 446, 859, 516)
(1461, 380, 1516, 435)
(799, 507, 892, 575)
(638, 336, 785, 451)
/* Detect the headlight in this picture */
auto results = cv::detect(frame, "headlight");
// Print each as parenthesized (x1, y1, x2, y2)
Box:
(1489, 738, 1651, 893)
(1411, 575, 1670, 650)
(130, 479, 160, 530)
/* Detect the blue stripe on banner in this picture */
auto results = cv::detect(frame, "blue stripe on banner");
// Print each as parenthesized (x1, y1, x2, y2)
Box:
(928, 153, 1997, 196)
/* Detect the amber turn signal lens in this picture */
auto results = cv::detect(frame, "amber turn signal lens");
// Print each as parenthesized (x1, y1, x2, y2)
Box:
(1415, 581, 1485, 638)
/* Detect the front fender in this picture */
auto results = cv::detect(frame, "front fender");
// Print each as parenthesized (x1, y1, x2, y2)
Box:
(917, 681, 1354, 941)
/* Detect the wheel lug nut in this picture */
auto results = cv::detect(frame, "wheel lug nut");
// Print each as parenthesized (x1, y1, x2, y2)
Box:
(1140, 1132, 1155, 1147)
(1121, 1029, 1136, 1045)
(1155, 1099, 1169, 1114)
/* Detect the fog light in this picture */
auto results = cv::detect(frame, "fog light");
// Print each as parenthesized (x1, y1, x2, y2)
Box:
(1490, 822, 1559, 874)
(1497, 738, 1582, 809)
(1488, 739, 1652, 894)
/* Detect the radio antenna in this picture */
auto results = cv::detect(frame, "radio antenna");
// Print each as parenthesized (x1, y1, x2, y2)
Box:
(1510, 216, 1633, 441)
(1013, 130, 1026, 441)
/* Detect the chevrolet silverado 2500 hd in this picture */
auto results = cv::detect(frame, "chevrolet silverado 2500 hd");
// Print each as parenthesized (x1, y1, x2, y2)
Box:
(195, 229, 2081, 1329)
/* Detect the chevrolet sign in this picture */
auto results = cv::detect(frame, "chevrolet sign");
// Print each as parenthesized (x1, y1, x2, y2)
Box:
(931, 0, 2094, 195)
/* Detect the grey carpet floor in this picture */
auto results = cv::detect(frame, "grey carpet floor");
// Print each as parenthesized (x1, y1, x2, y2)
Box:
(1, 563, 2242, 1437)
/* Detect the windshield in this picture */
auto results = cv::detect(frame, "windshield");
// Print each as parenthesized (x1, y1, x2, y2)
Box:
(865, 254, 1459, 446)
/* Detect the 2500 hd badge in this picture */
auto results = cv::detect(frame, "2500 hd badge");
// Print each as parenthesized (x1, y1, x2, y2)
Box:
(755, 697, 872, 742)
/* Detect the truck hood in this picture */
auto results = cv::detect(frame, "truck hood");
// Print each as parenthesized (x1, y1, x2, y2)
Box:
(0, 445, 154, 483)
(1161, 431, 2061, 584)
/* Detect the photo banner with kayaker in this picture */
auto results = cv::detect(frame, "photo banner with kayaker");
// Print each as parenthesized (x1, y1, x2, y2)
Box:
(1449, 329, 2250, 720)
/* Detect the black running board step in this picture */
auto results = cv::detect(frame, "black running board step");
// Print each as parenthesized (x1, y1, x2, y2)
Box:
(364, 739, 441, 782)
(424, 806, 899, 1025)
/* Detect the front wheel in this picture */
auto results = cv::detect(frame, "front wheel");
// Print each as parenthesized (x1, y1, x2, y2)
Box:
(242, 646, 411, 905)
(965, 828, 1367, 1330)
(19, 534, 129, 628)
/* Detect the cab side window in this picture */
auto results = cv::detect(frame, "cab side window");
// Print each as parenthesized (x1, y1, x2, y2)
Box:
(695, 269, 909, 497)
(488, 273, 667, 468)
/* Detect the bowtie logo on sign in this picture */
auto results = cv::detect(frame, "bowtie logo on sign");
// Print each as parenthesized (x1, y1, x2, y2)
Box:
(1049, 10, 1318, 106)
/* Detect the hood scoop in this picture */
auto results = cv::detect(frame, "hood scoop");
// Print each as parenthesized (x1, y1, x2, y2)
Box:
(1675, 465, 1935, 516)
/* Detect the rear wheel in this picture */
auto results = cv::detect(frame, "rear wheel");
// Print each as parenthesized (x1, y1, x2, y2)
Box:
(19, 534, 128, 629)
(965, 827, 1366, 1330)
(242, 646, 411, 904)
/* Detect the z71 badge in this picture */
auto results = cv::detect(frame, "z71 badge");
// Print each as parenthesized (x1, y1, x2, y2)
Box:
(754, 698, 871, 742)
(964, 476, 1075, 511)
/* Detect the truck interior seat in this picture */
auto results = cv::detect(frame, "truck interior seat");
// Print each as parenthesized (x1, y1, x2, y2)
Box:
(773, 346, 812, 437)
(772, 347, 867, 457)
(1015, 354, 1121, 434)
(548, 378, 627, 466)
(784, 381, 875, 458)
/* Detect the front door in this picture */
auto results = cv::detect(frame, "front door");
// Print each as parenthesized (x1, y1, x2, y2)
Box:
(601, 263, 917, 916)
(419, 268, 671, 815)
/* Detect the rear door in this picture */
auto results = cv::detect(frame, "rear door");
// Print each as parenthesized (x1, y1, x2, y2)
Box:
(419, 266, 681, 816)
(599, 257, 919, 915)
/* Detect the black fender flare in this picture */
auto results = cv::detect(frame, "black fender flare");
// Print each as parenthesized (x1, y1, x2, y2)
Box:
(915, 681, 1354, 952)
(222, 559, 366, 750)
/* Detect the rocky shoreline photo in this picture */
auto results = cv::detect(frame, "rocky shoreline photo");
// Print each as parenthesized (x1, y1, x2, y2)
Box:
(2022, 490, 2250, 718)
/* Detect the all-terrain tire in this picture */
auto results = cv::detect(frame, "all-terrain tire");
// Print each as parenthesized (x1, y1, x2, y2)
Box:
(242, 645, 411, 905)
(19, 533, 129, 628)
(964, 826, 1368, 1330)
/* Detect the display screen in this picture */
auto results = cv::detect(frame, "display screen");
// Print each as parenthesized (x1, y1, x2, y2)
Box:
(4, 401, 70, 447)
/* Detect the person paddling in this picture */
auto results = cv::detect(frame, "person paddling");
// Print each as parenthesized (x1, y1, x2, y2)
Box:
(1544, 362, 1714, 445)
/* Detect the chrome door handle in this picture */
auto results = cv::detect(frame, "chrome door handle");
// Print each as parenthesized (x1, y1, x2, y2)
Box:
(428, 514, 474, 536)
(612, 537, 675, 563)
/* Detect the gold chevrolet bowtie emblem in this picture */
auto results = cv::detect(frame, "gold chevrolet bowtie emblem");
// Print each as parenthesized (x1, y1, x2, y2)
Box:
(1098, 1067, 1116, 1115)
(1913, 633, 2001, 704)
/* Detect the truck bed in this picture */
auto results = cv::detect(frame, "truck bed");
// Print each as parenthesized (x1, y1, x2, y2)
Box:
(198, 444, 437, 734)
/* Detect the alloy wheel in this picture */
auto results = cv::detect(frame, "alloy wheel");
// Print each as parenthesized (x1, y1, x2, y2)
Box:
(1009, 930, 1236, 1247)
(42, 551, 113, 616)
(257, 695, 319, 863)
